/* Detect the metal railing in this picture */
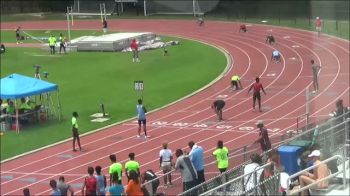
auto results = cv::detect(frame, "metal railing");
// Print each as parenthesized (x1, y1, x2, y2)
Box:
(180, 112, 349, 196)
(286, 154, 347, 195)
(198, 162, 273, 196)
(140, 112, 349, 195)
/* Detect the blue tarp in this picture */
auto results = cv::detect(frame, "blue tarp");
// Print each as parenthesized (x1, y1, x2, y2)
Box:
(0, 73, 58, 99)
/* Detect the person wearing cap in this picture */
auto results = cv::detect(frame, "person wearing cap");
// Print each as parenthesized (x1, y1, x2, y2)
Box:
(315, 17, 322, 37)
(254, 120, 271, 154)
(231, 75, 243, 90)
(298, 150, 330, 196)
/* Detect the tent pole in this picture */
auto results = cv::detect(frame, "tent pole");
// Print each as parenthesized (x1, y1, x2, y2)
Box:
(15, 100, 19, 134)
(57, 90, 62, 121)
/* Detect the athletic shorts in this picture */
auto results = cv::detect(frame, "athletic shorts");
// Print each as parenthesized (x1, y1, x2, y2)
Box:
(253, 92, 261, 101)
(216, 102, 225, 110)
(316, 26, 321, 31)
(138, 119, 146, 125)
(72, 127, 79, 138)
(161, 162, 172, 172)
(103, 28, 108, 33)
(231, 80, 238, 87)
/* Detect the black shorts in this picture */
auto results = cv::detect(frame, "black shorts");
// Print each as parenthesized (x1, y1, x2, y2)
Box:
(231, 80, 238, 87)
(253, 92, 261, 101)
(72, 127, 79, 138)
(138, 119, 146, 125)
(215, 101, 225, 110)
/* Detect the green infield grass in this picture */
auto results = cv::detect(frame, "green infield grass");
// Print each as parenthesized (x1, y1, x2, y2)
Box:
(0, 32, 227, 160)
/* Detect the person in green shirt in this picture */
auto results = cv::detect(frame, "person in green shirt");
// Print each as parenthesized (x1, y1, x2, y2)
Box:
(125, 153, 140, 181)
(71, 111, 82, 152)
(109, 154, 123, 185)
(48, 34, 56, 55)
(231, 75, 243, 90)
(213, 140, 229, 173)
(19, 97, 32, 110)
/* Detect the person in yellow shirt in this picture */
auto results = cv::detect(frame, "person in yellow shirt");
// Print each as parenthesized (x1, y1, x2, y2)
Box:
(72, 112, 82, 152)
(213, 140, 229, 173)
(48, 34, 56, 55)
(19, 98, 31, 111)
(231, 75, 243, 90)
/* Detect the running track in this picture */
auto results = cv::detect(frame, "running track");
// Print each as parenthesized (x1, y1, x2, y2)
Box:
(1, 19, 349, 195)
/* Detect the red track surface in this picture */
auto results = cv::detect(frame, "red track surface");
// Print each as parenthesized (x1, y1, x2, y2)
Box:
(1, 19, 349, 195)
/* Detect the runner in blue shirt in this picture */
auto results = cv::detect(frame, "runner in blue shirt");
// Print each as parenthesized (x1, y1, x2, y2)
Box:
(136, 99, 149, 138)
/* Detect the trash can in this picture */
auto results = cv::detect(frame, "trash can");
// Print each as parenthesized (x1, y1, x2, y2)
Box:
(278, 145, 303, 176)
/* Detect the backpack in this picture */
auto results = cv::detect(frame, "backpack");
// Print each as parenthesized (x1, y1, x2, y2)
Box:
(85, 176, 97, 195)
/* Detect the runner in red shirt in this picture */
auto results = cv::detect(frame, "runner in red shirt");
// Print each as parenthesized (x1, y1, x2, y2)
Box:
(239, 24, 247, 33)
(315, 17, 322, 37)
(130, 39, 140, 62)
(247, 77, 266, 112)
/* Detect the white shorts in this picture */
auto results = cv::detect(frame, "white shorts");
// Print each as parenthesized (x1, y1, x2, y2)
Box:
(316, 26, 321, 32)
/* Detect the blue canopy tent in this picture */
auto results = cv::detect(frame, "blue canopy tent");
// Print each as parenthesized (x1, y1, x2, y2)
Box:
(0, 73, 62, 133)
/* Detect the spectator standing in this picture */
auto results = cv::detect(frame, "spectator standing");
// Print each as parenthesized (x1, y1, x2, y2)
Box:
(95, 166, 107, 196)
(254, 120, 271, 156)
(125, 152, 140, 181)
(264, 149, 284, 178)
(130, 39, 140, 62)
(231, 75, 243, 90)
(71, 112, 82, 152)
(106, 174, 124, 196)
(59, 33, 66, 54)
(136, 99, 149, 138)
(125, 170, 143, 196)
(247, 77, 267, 112)
(243, 154, 264, 193)
(141, 170, 160, 195)
(57, 176, 74, 196)
(159, 142, 173, 186)
(49, 180, 61, 196)
(298, 150, 330, 196)
(311, 59, 321, 93)
(81, 167, 98, 196)
(188, 141, 205, 185)
(109, 154, 123, 185)
(48, 34, 56, 55)
(175, 149, 198, 192)
(213, 140, 229, 173)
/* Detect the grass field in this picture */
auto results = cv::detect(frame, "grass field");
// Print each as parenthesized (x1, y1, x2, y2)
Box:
(0, 31, 227, 160)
